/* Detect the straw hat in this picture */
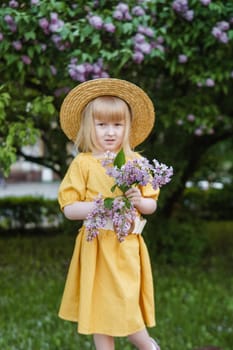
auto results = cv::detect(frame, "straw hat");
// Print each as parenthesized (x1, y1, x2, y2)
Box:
(60, 78, 155, 147)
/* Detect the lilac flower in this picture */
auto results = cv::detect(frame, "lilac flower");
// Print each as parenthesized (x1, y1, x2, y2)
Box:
(172, 0, 188, 14)
(104, 23, 116, 33)
(134, 33, 146, 44)
(116, 2, 129, 13)
(31, 0, 40, 5)
(219, 32, 228, 44)
(9, 0, 19, 8)
(151, 160, 174, 190)
(178, 54, 188, 63)
(194, 128, 203, 136)
(68, 58, 109, 82)
(86, 150, 173, 242)
(135, 42, 152, 54)
(205, 78, 215, 87)
(4, 14, 14, 25)
(132, 6, 145, 16)
(21, 55, 32, 65)
(133, 51, 144, 64)
(88, 15, 103, 29)
(212, 27, 222, 39)
(102, 150, 173, 193)
(49, 12, 64, 32)
(212, 21, 230, 44)
(113, 3, 132, 21)
(200, 0, 211, 4)
(113, 10, 124, 20)
(0, 33, 3, 41)
(217, 21, 230, 31)
(138, 25, 154, 38)
(12, 40, 22, 50)
(39, 18, 50, 34)
(111, 197, 136, 242)
(183, 10, 194, 21)
(187, 114, 195, 122)
(172, 0, 194, 21)
(85, 195, 107, 241)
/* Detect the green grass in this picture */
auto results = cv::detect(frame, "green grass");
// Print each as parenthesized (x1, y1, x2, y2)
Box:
(0, 232, 232, 350)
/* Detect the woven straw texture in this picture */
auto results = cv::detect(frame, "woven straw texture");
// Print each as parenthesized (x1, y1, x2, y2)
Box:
(60, 78, 155, 148)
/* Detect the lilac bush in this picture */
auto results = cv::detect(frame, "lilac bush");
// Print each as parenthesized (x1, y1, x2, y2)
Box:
(0, 0, 232, 212)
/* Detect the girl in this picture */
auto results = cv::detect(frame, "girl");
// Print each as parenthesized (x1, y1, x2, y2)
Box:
(58, 78, 160, 350)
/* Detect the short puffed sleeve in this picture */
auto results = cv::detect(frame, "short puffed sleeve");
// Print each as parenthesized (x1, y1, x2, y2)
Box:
(58, 154, 89, 210)
(141, 182, 160, 201)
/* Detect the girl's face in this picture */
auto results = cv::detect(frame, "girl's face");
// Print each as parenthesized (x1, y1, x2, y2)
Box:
(94, 118, 125, 154)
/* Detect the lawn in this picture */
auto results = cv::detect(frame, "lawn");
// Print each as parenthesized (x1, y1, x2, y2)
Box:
(0, 231, 232, 350)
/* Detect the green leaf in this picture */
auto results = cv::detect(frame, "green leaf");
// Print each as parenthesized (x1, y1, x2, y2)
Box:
(113, 148, 126, 168)
(104, 197, 114, 209)
(111, 184, 118, 193)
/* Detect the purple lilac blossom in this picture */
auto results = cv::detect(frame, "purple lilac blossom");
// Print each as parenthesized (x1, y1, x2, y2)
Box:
(113, 3, 132, 21)
(12, 40, 22, 50)
(31, 0, 40, 5)
(200, 0, 211, 4)
(21, 55, 32, 65)
(39, 18, 50, 34)
(194, 128, 203, 136)
(0, 33, 3, 41)
(151, 160, 174, 190)
(178, 54, 188, 63)
(183, 10, 194, 21)
(85, 195, 107, 241)
(4, 15, 17, 32)
(49, 12, 64, 32)
(138, 25, 154, 37)
(172, 0, 194, 21)
(88, 15, 103, 30)
(205, 78, 215, 87)
(133, 51, 144, 64)
(9, 0, 19, 8)
(132, 6, 145, 16)
(68, 58, 109, 82)
(212, 21, 230, 43)
(87, 151, 173, 242)
(187, 114, 195, 122)
(103, 23, 116, 33)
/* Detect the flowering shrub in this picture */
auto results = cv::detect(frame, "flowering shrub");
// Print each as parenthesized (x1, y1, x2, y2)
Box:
(85, 149, 173, 242)
(0, 0, 232, 216)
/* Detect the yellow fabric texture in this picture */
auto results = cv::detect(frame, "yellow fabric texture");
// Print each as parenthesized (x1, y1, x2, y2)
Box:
(58, 153, 160, 336)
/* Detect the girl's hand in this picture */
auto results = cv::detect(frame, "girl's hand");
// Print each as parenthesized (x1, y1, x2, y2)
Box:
(125, 187, 157, 215)
(125, 187, 142, 207)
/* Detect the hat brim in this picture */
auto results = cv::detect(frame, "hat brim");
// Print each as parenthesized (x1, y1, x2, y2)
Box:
(60, 78, 155, 148)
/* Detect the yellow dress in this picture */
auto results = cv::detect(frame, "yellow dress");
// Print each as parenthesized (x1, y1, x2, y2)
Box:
(58, 152, 159, 336)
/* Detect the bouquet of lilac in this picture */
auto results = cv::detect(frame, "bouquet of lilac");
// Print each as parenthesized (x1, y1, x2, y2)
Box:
(85, 149, 173, 242)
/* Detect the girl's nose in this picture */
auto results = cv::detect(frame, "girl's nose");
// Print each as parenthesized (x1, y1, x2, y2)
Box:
(106, 125, 115, 135)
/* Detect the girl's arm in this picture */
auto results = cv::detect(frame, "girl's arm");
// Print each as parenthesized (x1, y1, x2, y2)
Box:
(63, 201, 95, 220)
(124, 187, 157, 215)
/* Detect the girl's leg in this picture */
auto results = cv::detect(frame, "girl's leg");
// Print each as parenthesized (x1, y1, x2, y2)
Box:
(93, 334, 115, 350)
(127, 328, 160, 350)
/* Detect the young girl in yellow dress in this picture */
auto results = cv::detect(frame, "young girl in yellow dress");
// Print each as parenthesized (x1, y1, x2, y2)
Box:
(58, 78, 160, 350)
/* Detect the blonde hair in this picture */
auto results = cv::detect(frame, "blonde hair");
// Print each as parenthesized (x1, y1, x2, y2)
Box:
(75, 96, 134, 156)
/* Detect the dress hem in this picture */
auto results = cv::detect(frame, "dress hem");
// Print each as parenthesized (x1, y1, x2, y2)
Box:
(58, 313, 155, 336)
